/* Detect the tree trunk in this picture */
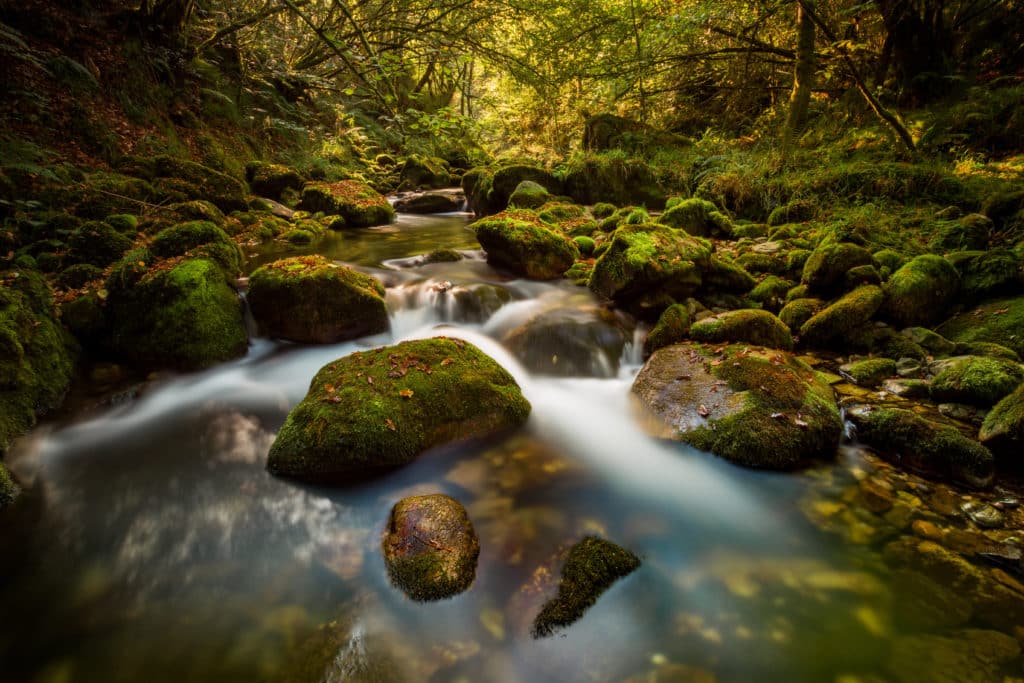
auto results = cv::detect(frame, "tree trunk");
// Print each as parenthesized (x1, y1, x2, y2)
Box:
(782, 0, 815, 154)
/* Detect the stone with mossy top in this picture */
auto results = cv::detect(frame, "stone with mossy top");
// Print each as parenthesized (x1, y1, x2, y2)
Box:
(105, 256, 247, 371)
(246, 162, 304, 200)
(929, 355, 1024, 407)
(299, 180, 395, 227)
(67, 220, 133, 268)
(843, 358, 897, 387)
(0, 462, 18, 508)
(883, 254, 960, 328)
(633, 343, 842, 469)
(800, 242, 874, 294)
(472, 209, 579, 279)
(980, 383, 1024, 459)
(267, 337, 531, 481)
(463, 164, 563, 216)
(845, 405, 994, 488)
(531, 536, 640, 638)
(779, 297, 824, 334)
(0, 268, 78, 453)
(946, 249, 1024, 304)
(689, 309, 793, 350)
(588, 223, 712, 319)
(704, 255, 756, 293)
(659, 198, 732, 238)
(382, 494, 479, 601)
(937, 296, 1024, 359)
(643, 303, 690, 356)
(150, 220, 243, 275)
(799, 285, 884, 346)
(247, 255, 388, 344)
(507, 180, 550, 209)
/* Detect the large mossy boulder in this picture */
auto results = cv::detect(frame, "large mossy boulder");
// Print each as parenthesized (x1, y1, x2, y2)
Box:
(247, 255, 388, 344)
(704, 255, 756, 293)
(116, 155, 250, 212)
(937, 296, 1024, 359)
(299, 180, 395, 227)
(150, 220, 243, 274)
(382, 493, 479, 601)
(463, 165, 562, 216)
(588, 224, 712, 319)
(399, 155, 451, 190)
(247, 163, 304, 200)
(799, 285, 885, 346)
(883, 254, 960, 327)
(800, 242, 874, 294)
(632, 343, 842, 469)
(660, 198, 732, 238)
(266, 337, 531, 481)
(845, 405, 994, 488)
(66, 220, 133, 267)
(392, 189, 464, 214)
(562, 155, 666, 208)
(689, 309, 793, 350)
(0, 268, 78, 452)
(929, 355, 1024, 407)
(507, 180, 550, 209)
(472, 209, 579, 279)
(643, 303, 691, 356)
(946, 249, 1024, 304)
(532, 536, 641, 638)
(106, 257, 247, 370)
(980, 383, 1024, 458)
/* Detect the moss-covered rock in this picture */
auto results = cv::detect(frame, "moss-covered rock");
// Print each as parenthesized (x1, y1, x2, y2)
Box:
(573, 235, 595, 256)
(399, 155, 451, 190)
(150, 220, 243, 274)
(531, 536, 640, 638)
(800, 242, 874, 293)
(979, 383, 1024, 458)
(67, 220, 133, 268)
(247, 163, 304, 200)
(946, 249, 1024, 304)
(247, 256, 388, 344)
(582, 113, 691, 153)
(588, 224, 712, 319)
(703, 255, 756, 294)
(749, 275, 795, 310)
(0, 268, 78, 452)
(0, 462, 19, 508)
(463, 164, 562, 216)
(382, 494, 479, 601)
(873, 249, 906, 276)
(392, 190, 464, 214)
(690, 309, 793, 350)
(767, 198, 816, 226)
(643, 303, 691, 356)
(591, 202, 617, 219)
(266, 337, 530, 480)
(929, 213, 992, 253)
(507, 180, 550, 209)
(779, 297, 824, 334)
(562, 154, 665, 208)
(846, 405, 994, 488)
(844, 264, 882, 289)
(929, 355, 1024, 407)
(106, 257, 247, 371)
(937, 296, 1024, 358)
(660, 198, 731, 237)
(843, 358, 897, 387)
(633, 343, 841, 469)
(57, 263, 103, 290)
(883, 254, 960, 327)
(299, 180, 395, 227)
(471, 209, 578, 279)
(799, 285, 884, 346)
(145, 155, 249, 212)
(504, 305, 628, 377)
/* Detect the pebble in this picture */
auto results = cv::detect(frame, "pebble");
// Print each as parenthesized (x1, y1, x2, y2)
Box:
(963, 502, 1005, 529)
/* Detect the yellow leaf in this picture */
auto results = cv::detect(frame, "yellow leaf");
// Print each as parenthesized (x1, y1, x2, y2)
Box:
(399, 388, 414, 399)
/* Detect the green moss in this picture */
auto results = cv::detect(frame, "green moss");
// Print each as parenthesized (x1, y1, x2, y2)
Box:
(767, 199, 816, 226)
(883, 254, 960, 327)
(247, 162, 305, 199)
(266, 337, 531, 481)
(67, 221, 133, 268)
(845, 358, 897, 387)
(929, 213, 992, 253)
(930, 356, 1024, 407)
(573, 236, 596, 256)
(151, 155, 249, 212)
(938, 296, 1024, 358)
(150, 220, 243, 274)
(954, 341, 1020, 361)
(801, 242, 874, 293)
(283, 229, 315, 244)
(106, 247, 153, 294)
(847, 406, 994, 488)
(532, 537, 640, 638)
(704, 255, 756, 293)
(58, 263, 102, 289)
(299, 180, 396, 227)
(537, 201, 587, 224)
(903, 327, 957, 356)
(779, 297, 824, 333)
(690, 309, 793, 350)
(660, 198, 718, 236)
(799, 285, 884, 346)
(736, 252, 787, 275)
(946, 249, 1023, 304)
(749, 275, 795, 308)
(105, 214, 139, 235)
(471, 209, 579, 279)
(424, 248, 463, 263)
(508, 180, 550, 209)
(562, 153, 664, 207)
(591, 202, 617, 219)
(873, 249, 906, 276)
(161, 200, 227, 229)
(0, 462, 19, 508)
(980, 383, 1024, 456)
(643, 303, 690, 356)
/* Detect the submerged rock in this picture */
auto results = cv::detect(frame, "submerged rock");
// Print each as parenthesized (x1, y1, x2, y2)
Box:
(471, 209, 578, 279)
(382, 494, 479, 601)
(531, 536, 640, 638)
(267, 337, 531, 481)
(885, 629, 1020, 683)
(845, 405, 994, 488)
(247, 256, 388, 344)
(689, 309, 793, 350)
(503, 305, 628, 377)
(632, 343, 842, 469)
(299, 180, 395, 227)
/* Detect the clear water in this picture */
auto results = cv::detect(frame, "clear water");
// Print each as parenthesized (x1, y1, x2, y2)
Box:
(0, 213, 1001, 682)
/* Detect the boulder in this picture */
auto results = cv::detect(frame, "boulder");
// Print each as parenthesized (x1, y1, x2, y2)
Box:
(472, 209, 578, 279)
(266, 337, 530, 481)
(463, 165, 562, 216)
(979, 383, 1024, 457)
(507, 180, 550, 209)
(779, 297, 824, 333)
(299, 180, 395, 227)
(845, 405, 994, 488)
(703, 255, 756, 293)
(382, 493, 479, 601)
(643, 303, 691, 356)
(800, 242, 873, 293)
(392, 189, 464, 214)
(883, 254, 960, 327)
(660, 198, 732, 238)
(937, 296, 1024, 358)
(531, 536, 640, 638)
(929, 213, 992, 252)
(399, 155, 451, 190)
(246, 163, 304, 200)
(929, 355, 1024, 407)
(799, 285, 884, 346)
(946, 248, 1024, 304)
(150, 220, 243, 274)
(689, 309, 793, 350)
(632, 343, 842, 469)
(247, 256, 388, 344)
(562, 156, 666, 208)
(588, 224, 712, 319)
(503, 305, 629, 377)
(66, 220, 132, 268)
(842, 358, 896, 387)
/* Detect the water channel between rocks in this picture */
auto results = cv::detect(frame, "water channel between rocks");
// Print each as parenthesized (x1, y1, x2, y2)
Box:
(1, 211, 1019, 683)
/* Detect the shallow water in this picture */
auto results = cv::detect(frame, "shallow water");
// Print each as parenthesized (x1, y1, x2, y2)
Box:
(0, 212, 1012, 682)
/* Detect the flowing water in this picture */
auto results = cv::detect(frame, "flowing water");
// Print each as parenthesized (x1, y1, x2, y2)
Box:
(0, 212, 1010, 682)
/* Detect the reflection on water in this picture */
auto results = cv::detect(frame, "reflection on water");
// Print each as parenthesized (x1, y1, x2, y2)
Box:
(0, 213, 1014, 683)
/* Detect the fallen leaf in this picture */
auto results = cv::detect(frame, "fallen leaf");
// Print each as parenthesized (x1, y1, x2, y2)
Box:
(698, 404, 710, 417)
(385, 418, 396, 431)
(324, 384, 335, 393)
(366, 376, 374, 385)
(441, 357, 454, 366)
(399, 388, 414, 398)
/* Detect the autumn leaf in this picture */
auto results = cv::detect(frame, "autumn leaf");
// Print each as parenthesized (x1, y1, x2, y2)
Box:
(324, 384, 335, 393)
(710, 359, 723, 366)
(399, 388, 414, 399)
(385, 418, 396, 431)
(366, 376, 374, 385)
(698, 404, 710, 417)
(441, 357, 454, 366)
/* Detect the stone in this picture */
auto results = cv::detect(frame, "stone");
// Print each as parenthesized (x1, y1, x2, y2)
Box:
(299, 180, 395, 227)
(471, 209, 579, 279)
(930, 355, 1024, 407)
(883, 254, 960, 328)
(689, 309, 793, 350)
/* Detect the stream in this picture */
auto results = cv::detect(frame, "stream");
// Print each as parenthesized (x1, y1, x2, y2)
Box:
(0, 211, 998, 682)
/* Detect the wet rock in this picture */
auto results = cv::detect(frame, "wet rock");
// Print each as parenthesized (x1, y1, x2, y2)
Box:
(689, 309, 793, 350)
(530, 536, 640, 637)
(623, 661, 718, 683)
(842, 358, 896, 387)
(299, 180, 395, 227)
(633, 343, 842, 469)
(503, 305, 628, 377)
(883, 254, 960, 328)
(881, 378, 931, 398)
(894, 357, 924, 377)
(267, 337, 531, 481)
(929, 355, 1024, 407)
(275, 612, 408, 683)
(937, 402, 984, 424)
(800, 242, 873, 294)
(885, 629, 1020, 683)
(846, 405, 994, 488)
(392, 189, 464, 214)
(644, 303, 691, 356)
(471, 209, 579, 279)
(382, 494, 480, 601)
(962, 502, 1004, 529)
(980, 383, 1024, 458)
(247, 255, 388, 344)
(799, 286, 884, 346)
